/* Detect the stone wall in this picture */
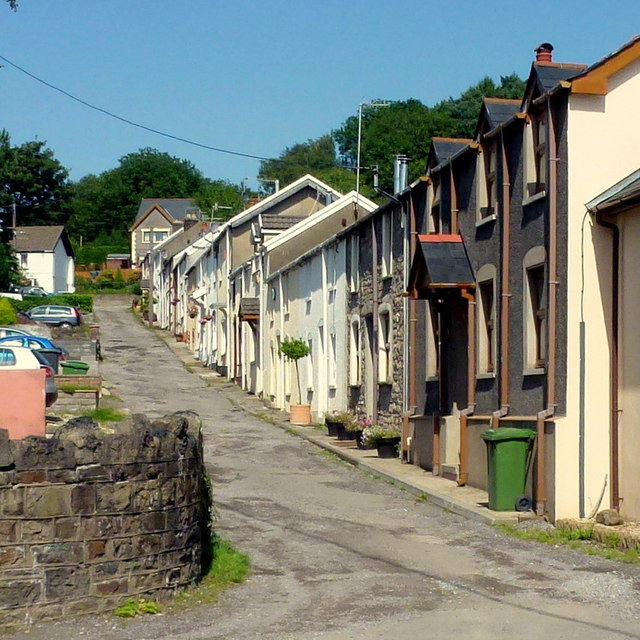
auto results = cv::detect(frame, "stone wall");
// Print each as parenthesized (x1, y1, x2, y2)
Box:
(0, 411, 208, 633)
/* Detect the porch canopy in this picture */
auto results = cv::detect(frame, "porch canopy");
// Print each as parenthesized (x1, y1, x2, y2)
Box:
(407, 234, 475, 298)
(586, 168, 640, 216)
(239, 297, 260, 324)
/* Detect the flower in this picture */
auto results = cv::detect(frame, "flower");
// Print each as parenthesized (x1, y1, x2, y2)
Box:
(360, 420, 401, 447)
(324, 410, 355, 426)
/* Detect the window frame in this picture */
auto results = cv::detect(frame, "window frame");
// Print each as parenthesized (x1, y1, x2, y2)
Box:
(523, 246, 547, 373)
(377, 305, 392, 383)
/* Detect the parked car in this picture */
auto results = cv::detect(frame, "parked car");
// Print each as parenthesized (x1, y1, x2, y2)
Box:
(0, 336, 69, 372)
(19, 286, 49, 297)
(0, 345, 58, 406)
(26, 305, 81, 328)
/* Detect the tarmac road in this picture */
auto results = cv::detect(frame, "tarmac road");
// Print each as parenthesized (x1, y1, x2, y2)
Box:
(8, 296, 640, 640)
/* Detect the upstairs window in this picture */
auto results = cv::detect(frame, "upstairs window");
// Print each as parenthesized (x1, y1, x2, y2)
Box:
(349, 236, 360, 292)
(428, 179, 441, 233)
(426, 300, 439, 379)
(381, 212, 392, 278)
(349, 316, 361, 386)
(478, 143, 497, 220)
(524, 110, 547, 199)
(478, 279, 495, 374)
(523, 247, 547, 371)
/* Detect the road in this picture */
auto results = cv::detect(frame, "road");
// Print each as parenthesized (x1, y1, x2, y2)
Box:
(9, 296, 640, 640)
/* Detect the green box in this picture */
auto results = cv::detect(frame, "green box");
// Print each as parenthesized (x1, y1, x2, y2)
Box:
(481, 428, 535, 511)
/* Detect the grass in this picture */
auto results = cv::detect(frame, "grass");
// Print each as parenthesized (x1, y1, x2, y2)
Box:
(169, 536, 250, 611)
(114, 598, 161, 618)
(496, 523, 640, 565)
(82, 407, 127, 423)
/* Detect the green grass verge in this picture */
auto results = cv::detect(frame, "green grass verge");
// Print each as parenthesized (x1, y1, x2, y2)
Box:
(81, 407, 127, 423)
(58, 384, 100, 394)
(169, 536, 250, 610)
(496, 523, 640, 564)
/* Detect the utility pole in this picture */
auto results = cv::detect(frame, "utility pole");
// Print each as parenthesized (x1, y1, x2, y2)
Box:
(211, 202, 232, 222)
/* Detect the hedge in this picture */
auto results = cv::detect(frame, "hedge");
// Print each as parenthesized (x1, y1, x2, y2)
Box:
(9, 294, 93, 313)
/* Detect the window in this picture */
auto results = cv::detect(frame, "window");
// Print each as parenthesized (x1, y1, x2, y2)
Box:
(329, 330, 337, 388)
(142, 230, 151, 243)
(426, 300, 439, 379)
(349, 316, 360, 385)
(524, 110, 547, 199)
(0, 348, 16, 366)
(478, 143, 497, 220)
(378, 307, 392, 383)
(477, 276, 496, 374)
(306, 337, 314, 391)
(381, 212, 392, 278)
(19, 254, 27, 267)
(153, 230, 169, 242)
(523, 247, 547, 371)
(428, 179, 441, 233)
(349, 236, 359, 292)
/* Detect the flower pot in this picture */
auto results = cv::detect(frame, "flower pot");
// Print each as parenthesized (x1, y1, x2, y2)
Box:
(290, 404, 311, 426)
(375, 436, 401, 458)
(351, 430, 365, 448)
(336, 423, 356, 441)
(326, 421, 339, 437)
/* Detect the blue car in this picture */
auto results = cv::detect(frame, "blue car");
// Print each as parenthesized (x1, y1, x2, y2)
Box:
(0, 335, 69, 372)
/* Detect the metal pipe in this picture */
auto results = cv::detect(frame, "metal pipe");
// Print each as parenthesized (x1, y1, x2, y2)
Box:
(372, 216, 379, 423)
(594, 212, 620, 511)
(405, 193, 418, 461)
(459, 288, 477, 486)
(499, 127, 511, 416)
(449, 165, 459, 234)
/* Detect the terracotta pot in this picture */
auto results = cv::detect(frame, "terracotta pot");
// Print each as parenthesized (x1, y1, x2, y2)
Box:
(290, 404, 311, 426)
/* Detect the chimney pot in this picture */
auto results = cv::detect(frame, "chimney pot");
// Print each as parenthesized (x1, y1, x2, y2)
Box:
(535, 42, 554, 63)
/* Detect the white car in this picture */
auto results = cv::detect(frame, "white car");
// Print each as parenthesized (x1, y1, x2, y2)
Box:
(0, 345, 58, 406)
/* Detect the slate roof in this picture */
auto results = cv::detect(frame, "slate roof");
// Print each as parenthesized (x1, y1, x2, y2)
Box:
(586, 168, 640, 215)
(13, 226, 73, 256)
(533, 62, 586, 93)
(134, 199, 199, 224)
(431, 138, 471, 165)
(261, 215, 307, 230)
(483, 98, 521, 129)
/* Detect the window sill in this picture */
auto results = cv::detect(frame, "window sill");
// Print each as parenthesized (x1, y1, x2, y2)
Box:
(476, 372, 496, 379)
(328, 385, 336, 391)
(522, 191, 547, 207)
(426, 375, 439, 382)
(377, 380, 392, 386)
(349, 383, 361, 388)
(523, 368, 545, 376)
(381, 275, 393, 282)
(475, 214, 497, 228)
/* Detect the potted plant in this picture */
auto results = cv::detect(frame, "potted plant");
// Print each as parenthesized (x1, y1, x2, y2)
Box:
(324, 410, 355, 440)
(280, 338, 311, 425)
(361, 419, 401, 458)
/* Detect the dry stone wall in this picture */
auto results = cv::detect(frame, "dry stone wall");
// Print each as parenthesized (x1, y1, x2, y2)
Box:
(0, 411, 208, 633)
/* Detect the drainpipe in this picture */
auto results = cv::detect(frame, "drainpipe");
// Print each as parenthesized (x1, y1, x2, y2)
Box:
(459, 288, 476, 486)
(594, 212, 620, 512)
(372, 216, 379, 423)
(535, 96, 559, 516)
(492, 127, 512, 428)
(404, 192, 418, 460)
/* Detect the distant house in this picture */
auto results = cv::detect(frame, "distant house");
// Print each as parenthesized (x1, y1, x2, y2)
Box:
(105, 254, 132, 270)
(129, 199, 202, 266)
(13, 225, 75, 293)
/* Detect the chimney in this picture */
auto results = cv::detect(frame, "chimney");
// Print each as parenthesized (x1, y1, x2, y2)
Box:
(535, 42, 554, 63)
(393, 154, 409, 194)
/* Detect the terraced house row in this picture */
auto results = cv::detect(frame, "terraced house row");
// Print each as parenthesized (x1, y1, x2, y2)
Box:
(143, 35, 640, 524)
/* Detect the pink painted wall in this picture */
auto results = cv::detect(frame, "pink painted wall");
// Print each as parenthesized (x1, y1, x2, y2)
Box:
(0, 370, 46, 439)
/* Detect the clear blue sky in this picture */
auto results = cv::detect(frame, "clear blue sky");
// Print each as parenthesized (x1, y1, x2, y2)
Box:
(0, 1, 638, 188)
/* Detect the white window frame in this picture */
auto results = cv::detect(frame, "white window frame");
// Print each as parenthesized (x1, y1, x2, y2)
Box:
(306, 335, 314, 391)
(523, 111, 547, 202)
(329, 329, 337, 389)
(377, 305, 392, 383)
(428, 179, 441, 233)
(349, 315, 361, 386)
(426, 299, 439, 380)
(476, 264, 497, 376)
(477, 144, 497, 224)
(381, 212, 393, 278)
(349, 236, 360, 293)
(523, 246, 547, 373)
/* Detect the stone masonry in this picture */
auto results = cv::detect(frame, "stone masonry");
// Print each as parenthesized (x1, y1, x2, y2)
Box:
(0, 411, 208, 634)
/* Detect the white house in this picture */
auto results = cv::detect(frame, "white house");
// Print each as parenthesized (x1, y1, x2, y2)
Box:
(13, 226, 75, 293)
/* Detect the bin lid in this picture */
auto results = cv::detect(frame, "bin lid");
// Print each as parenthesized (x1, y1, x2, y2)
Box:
(481, 428, 536, 442)
(63, 360, 89, 368)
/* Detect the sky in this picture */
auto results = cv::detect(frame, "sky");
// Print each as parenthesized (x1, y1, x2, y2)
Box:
(0, 1, 638, 189)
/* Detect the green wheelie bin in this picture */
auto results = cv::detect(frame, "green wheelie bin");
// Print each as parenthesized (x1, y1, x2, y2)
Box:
(481, 428, 535, 511)
(60, 360, 90, 375)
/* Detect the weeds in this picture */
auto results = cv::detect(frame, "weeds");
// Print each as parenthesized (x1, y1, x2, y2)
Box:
(82, 407, 127, 423)
(170, 536, 250, 610)
(114, 598, 160, 618)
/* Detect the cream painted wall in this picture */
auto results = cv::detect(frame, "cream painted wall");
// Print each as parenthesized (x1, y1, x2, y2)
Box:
(565, 57, 640, 519)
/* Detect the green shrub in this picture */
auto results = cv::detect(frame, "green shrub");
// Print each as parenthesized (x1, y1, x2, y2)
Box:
(9, 294, 93, 314)
(0, 298, 17, 324)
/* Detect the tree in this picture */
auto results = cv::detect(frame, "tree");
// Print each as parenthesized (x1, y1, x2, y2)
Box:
(195, 180, 244, 222)
(5, 0, 17, 10)
(65, 148, 210, 241)
(0, 130, 71, 226)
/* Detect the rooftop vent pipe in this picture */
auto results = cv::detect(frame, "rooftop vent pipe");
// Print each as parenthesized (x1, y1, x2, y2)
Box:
(393, 155, 409, 194)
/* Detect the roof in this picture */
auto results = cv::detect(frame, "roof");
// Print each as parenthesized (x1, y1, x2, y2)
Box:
(570, 34, 640, 95)
(132, 199, 200, 226)
(260, 215, 306, 230)
(428, 138, 473, 172)
(106, 254, 131, 260)
(13, 226, 73, 257)
(408, 234, 475, 296)
(483, 98, 521, 129)
(586, 168, 640, 215)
